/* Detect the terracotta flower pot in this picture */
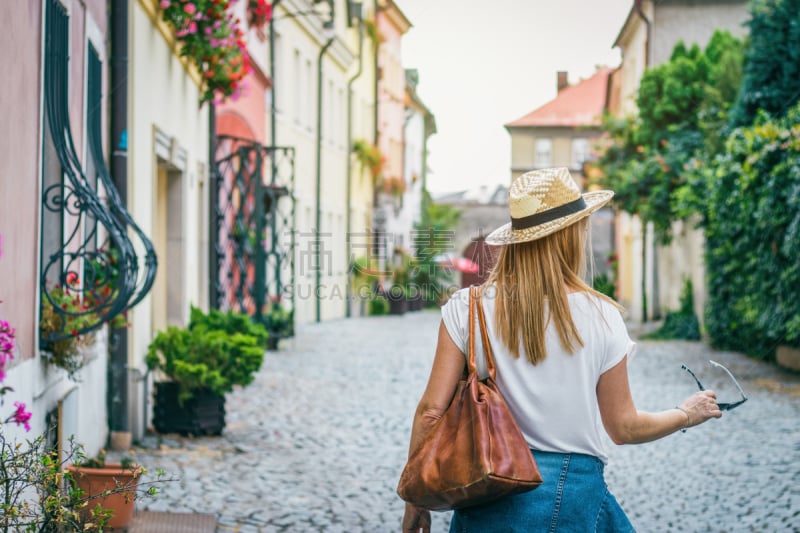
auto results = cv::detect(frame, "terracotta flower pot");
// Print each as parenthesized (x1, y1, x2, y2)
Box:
(67, 464, 141, 529)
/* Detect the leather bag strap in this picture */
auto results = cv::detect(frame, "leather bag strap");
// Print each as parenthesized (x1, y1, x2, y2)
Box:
(467, 287, 477, 375)
(469, 286, 497, 380)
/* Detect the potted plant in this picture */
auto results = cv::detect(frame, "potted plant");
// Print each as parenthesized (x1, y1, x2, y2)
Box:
(40, 251, 130, 378)
(146, 306, 267, 435)
(66, 449, 142, 530)
(387, 249, 413, 315)
(0, 431, 167, 532)
(262, 302, 293, 350)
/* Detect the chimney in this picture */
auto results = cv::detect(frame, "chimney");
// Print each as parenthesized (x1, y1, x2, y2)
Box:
(557, 71, 569, 92)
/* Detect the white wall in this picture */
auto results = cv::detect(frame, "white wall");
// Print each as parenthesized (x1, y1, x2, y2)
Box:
(652, 1, 749, 66)
(269, 0, 355, 323)
(128, 0, 210, 439)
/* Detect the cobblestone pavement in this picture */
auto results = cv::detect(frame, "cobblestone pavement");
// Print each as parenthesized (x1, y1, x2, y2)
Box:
(133, 310, 800, 532)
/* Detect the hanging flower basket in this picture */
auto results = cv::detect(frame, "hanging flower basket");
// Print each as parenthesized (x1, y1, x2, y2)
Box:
(352, 139, 385, 183)
(159, 0, 272, 104)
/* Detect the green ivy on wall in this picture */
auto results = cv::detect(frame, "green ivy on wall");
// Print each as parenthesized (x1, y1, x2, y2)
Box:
(700, 107, 800, 356)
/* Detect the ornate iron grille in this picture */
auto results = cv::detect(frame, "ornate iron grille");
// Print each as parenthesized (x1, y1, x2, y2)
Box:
(39, 0, 152, 344)
(87, 46, 158, 312)
(211, 136, 295, 336)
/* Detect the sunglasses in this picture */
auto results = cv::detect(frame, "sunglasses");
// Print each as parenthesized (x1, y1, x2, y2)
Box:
(681, 360, 748, 411)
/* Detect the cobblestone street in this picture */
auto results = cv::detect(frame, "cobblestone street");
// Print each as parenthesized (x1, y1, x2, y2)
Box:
(134, 310, 800, 532)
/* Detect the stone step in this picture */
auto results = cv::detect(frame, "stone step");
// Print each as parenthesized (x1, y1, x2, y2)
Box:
(127, 511, 216, 533)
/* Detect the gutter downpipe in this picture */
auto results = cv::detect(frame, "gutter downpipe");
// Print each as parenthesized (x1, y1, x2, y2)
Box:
(269, 0, 281, 153)
(634, 0, 652, 322)
(315, 35, 335, 323)
(346, 12, 365, 318)
(108, 0, 130, 449)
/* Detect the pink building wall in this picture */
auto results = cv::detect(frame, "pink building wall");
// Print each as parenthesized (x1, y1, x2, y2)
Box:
(377, 8, 408, 185)
(0, 1, 44, 360)
(216, 64, 270, 142)
(0, 0, 108, 361)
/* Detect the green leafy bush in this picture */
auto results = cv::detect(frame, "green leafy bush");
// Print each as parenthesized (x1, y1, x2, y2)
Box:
(700, 105, 800, 356)
(263, 303, 294, 339)
(592, 273, 616, 300)
(146, 308, 266, 402)
(730, 0, 800, 127)
(596, 31, 744, 242)
(644, 278, 701, 341)
(188, 306, 269, 349)
(368, 296, 389, 316)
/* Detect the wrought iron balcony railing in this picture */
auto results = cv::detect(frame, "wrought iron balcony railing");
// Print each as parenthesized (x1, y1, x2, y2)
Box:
(39, 0, 156, 345)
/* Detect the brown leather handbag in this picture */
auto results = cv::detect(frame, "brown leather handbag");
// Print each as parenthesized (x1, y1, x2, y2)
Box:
(397, 286, 543, 511)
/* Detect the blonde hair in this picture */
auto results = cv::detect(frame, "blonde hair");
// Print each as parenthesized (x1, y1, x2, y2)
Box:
(484, 218, 621, 365)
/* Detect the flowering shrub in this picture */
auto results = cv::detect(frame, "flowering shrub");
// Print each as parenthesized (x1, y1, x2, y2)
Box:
(0, 233, 33, 433)
(352, 140, 385, 183)
(39, 287, 98, 377)
(1, 320, 32, 432)
(0, 434, 169, 531)
(159, 0, 271, 104)
(247, 0, 272, 29)
(39, 248, 130, 377)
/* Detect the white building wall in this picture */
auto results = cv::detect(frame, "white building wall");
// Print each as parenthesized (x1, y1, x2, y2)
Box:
(128, 0, 210, 439)
(269, 0, 355, 323)
(396, 110, 425, 251)
(652, 2, 749, 66)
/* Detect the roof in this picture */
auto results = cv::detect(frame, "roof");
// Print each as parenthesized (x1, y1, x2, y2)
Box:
(613, 5, 639, 49)
(405, 69, 437, 135)
(504, 68, 613, 128)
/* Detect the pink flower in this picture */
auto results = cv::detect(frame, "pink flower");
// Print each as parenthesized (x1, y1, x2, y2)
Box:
(187, 21, 198, 34)
(12, 402, 32, 432)
(160, 0, 170, 7)
(184, 2, 197, 15)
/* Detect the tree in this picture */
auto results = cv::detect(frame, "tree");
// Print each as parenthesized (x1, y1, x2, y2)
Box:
(596, 31, 744, 241)
(729, 0, 800, 126)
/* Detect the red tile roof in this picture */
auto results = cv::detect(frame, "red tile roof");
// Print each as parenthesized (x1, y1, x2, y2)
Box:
(505, 68, 613, 128)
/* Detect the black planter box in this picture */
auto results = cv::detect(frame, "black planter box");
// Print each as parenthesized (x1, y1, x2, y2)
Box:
(407, 295, 423, 312)
(152, 382, 226, 436)
(388, 297, 408, 315)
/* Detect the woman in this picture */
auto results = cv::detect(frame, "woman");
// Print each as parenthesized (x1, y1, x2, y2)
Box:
(401, 168, 721, 533)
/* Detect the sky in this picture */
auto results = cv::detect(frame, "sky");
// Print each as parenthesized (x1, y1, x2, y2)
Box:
(398, 0, 632, 195)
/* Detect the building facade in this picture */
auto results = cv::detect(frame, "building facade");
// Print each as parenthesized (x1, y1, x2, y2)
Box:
(268, 0, 356, 323)
(126, 0, 212, 440)
(505, 68, 616, 279)
(375, 0, 412, 258)
(609, 0, 749, 322)
(0, 0, 144, 455)
(399, 69, 436, 256)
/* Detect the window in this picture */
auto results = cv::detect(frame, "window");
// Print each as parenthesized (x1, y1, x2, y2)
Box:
(272, 32, 282, 114)
(327, 79, 334, 142)
(535, 139, 552, 168)
(305, 59, 313, 130)
(337, 87, 345, 148)
(293, 49, 301, 125)
(572, 138, 591, 170)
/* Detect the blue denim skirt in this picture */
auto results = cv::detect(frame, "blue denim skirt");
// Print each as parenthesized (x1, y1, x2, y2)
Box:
(449, 450, 635, 533)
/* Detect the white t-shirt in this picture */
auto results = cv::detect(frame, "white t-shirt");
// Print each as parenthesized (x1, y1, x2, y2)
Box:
(440, 286, 636, 464)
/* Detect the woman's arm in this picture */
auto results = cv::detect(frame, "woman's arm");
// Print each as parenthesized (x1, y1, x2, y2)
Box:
(597, 356, 722, 445)
(406, 320, 467, 455)
(402, 320, 466, 533)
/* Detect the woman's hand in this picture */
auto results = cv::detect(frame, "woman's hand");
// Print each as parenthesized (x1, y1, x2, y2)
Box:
(402, 503, 431, 533)
(677, 390, 723, 428)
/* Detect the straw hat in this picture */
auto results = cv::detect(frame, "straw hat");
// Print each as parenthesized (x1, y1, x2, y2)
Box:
(485, 167, 613, 246)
